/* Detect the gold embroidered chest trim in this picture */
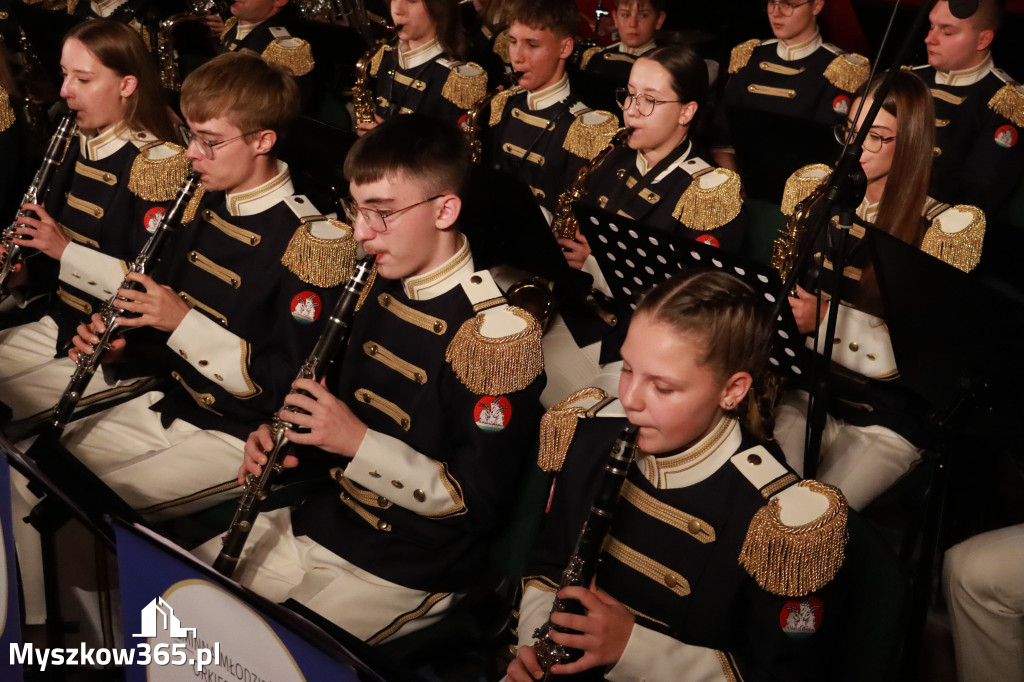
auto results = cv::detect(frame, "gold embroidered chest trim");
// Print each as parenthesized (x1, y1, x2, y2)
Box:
(187, 251, 241, 289)
(354, 388, 411, 431)
(171, 371, 222, 415)
(338, 489, 392, 532)
(57, 287, 92, 315)
(177, 291, 228, 327)
(621, 480, 716, 543)
(602, 536, 691, 597)
(74, 161, 117, 185)
(60, 225, 100, 248)
(202, 210, 261, 246)
(930, 88, 965, 106)
(747, 84, 796, 99)
(511, 108, 555, 129)
(501, 142, 545, 166)
(377, 293, 448, 335)
(66, 193, 104, 219)
(393, 71, 427, 91)
(363, 341, 428, 384)
(759, 61, 806, 76)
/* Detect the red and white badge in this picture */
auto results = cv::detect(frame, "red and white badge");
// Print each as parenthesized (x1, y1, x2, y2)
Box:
(474, 395, 511, 432)
(143, 206, 166, 234)
(995, 124, 1018, 149)
(290, 291, 322, 324)
(696, 234, 720, 248)
(780, 597, 823, 637)
(832, 95, 850, 116)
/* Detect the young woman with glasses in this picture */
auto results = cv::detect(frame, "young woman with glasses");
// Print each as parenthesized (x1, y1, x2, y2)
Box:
(775, 70, 987, 511)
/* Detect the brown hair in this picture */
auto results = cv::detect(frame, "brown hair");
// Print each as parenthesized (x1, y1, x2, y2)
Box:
(422, 0, 471, 62)
(344, 113, 470, 197)
(634, 270, 776, 439)
(180, 52, 299, 149)
(641, 45, 708, 111)
(64, 20, 177, 143)
(508, 0, 579, 39)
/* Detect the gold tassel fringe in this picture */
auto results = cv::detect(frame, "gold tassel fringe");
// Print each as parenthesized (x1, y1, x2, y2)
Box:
(823, 53, 870, 93)
(181, 184, 206, 225)
(445, 306, 543, 395)
(921, 204, 985, 273)
(674, 169, 742, 231)
(537, 387, 610, 472)
(489, 86, 520, 127)
(128, 143, 190, 202)
(0, 87, 15, 133)
(988, 83, 1024, 127)
(493, 29, 511, 64)
(728, 39, 760, 74)
(280, 218, 356, 287)
(261, 38, 315, 77)
(442, 64, 488, 109)
(370, 44, 389, 78)
(781, 164, 831, 216)
(563, 112, 619, 160)
(739, 480, 848, 597)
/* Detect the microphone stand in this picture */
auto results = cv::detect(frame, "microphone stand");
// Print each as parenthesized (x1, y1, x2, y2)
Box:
(770, 0, 937, 479)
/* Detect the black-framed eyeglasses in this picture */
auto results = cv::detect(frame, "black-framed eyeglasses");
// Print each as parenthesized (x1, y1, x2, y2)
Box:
(834, 123, 896, 153)
(762, 0, 811, 16)
(339, 194, 444, 233)
(615, 88, 680, 117)
(179, 124, 262, 160)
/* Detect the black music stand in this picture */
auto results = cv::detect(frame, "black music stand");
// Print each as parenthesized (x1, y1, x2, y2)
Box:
(575, 203, 810, 379)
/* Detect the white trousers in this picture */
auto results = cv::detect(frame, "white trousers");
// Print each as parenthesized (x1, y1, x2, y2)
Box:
(773, 389, 922, 511)
(540, 314, 622, 409)
(944, 524, 1024, 682)
(193, 507, 459, 645)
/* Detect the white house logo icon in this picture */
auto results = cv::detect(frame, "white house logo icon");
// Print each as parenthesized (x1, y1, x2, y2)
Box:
(134, 597, 196, 638)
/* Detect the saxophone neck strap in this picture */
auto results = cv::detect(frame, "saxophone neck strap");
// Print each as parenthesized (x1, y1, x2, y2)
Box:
(603, 138, 691, 214)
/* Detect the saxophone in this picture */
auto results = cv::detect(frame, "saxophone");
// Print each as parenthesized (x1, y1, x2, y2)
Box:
(771, 182, 826, 284)
(352, 36, 393, 125)
(551, 126, 632, 240)
(463, 85, 505, 164)
(156, 1, 226, 91)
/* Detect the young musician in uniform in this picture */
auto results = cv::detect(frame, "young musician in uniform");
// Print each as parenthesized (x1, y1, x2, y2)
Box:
(713, 0, 870, 201)
(579, 0, 665, 82)
(206, 0, 315, 85)
(197, 113, 546, 644)
(508, 270, 849, 681)
(0, 19, 184, 421)
(774, 71, 986, 510)
(356, 0, 488, 132)
(908, 0, 1024, 215)
(485, 0, 618, 218)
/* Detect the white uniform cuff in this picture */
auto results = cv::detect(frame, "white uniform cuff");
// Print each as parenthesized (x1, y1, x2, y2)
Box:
(517, 584, 557, 650)
(166, 309, 258, 396)
(607, 623, 727, 682)
(59, 242, 126, 300)
(814, 304, 897, 378)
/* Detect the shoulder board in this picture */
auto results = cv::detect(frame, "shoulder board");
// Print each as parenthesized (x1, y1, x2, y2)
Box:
(181, 184, 206, 226)
(563, 109, 619, 160)
(922, 203, 986, 273)
(369, 42, 392, 78)
(493, 28, 511, 64)
(537, 388, 616, 472)
(261, 37, 315, 76)
(0, 86, 15, 133)
(221, 16, 238, 40)
(729, 38, 764, 74)
(441, 61, 488, 109)
(673, 161, 742, 231)
(128, 141, 190, 202)
(580, 45, 602, 70)
(489, 85, 523, 127)
(445, 270, 544, 395)
(280, 197, 357, 286)
(781, 163, 832, 216)
(988, 74, 1024, 127)
(733, 447, 848, 596)
(821, 45, 870, 93)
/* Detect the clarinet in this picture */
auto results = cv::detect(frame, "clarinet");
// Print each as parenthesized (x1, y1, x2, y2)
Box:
(532, 423, 638, 676)
(213, 255, 376, 579)
(48, 172, 202, 434)
(0, 113, 78, 300)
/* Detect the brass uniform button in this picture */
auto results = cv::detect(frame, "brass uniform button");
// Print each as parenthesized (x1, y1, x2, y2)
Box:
(687, 519, 701, 535)
(432, 321, 443, 333)
(391, 480, 404, 489)
(214, 374, 223, 381)
(747, 453, 762, 465)
(179, 349, 188, 359)
(377, 495, 388, 506)
(380, 294, 391, 307)
(198, 360, 209, 367)
(414, 489, 426, 502)
(368, 344, 378, 355)
(849, 342, 859, 352)
(376, 519, 392, 531)
(470, 275, 482, 284)
(330, 468, 344, 482)
(369, 470, 382, 478)
(400, 417, 410, 429)
(664, 573, 681, 589)
(412, 372, 424, 384)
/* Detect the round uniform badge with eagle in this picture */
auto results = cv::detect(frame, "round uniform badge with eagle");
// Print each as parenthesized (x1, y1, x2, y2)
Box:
(290, 291, 321, 324)
(696, 234, 720, 248)
(832, 95, 850, 116)
(474, 395, 511, 432)
(995, 124, 1018, 149)
(779, 596, 823, 638)
(143, 206, 165, 234)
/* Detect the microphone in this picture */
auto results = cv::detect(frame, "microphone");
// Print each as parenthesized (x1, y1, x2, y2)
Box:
(947, 0, 978, 19)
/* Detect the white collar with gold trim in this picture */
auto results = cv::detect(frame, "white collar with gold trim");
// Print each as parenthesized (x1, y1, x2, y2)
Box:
(857, 197, 879, 224)
(91, 0, 129, 16)
(81, 123, 153, 161)
(776, 30, 822, 61)
(635, 416, 743, 489)
(935, 53, 994, 87)
(226, 161, 294, 217)
(399, 37, 444, 69)
(620, 40, 656, 57)
(527, 73, 571, 111)
(236, 18, 268, 41)
(402, 235, 474, 300)
(636, 139, 692, 182)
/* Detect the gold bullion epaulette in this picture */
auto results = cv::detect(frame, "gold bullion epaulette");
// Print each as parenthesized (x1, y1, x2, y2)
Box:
(781, 163, 832, 216)
(729, 38, 767, 74)
(488, 85, 523, 126)
(732, 446, 848, 597)
(221, 16, 238, 40)
(493, 28, 511, 64)
(280, 196, 357, 287)
(181, 183, 206, 225)
(564, 104, 619, 160)
(988, 69, 1024, 127)
(261, 35, 315, 77)
(446, 269, 544, 395)
(370, 42, 393, 77)
(128, 139, 190, 202)
(821, 43, 870, 93)
(580, 45, 603, 70)
(0, 86, 15, 133)
(921, 203, 985, 273)
(672, 156, 742, 231)
(537, 388, 616, 472)
(439, 60, 488, 109)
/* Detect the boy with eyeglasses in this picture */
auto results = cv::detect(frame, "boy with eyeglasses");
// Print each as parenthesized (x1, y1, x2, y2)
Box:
(712, 0, 870, 202)
(194, 113, 546, 644)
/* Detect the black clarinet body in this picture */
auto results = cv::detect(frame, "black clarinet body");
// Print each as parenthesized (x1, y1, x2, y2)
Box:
(48, 172, 202, 434)
(213, 255, 376, 579)
(532, 423, 638, 675)
(0, 114, 78, 299)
